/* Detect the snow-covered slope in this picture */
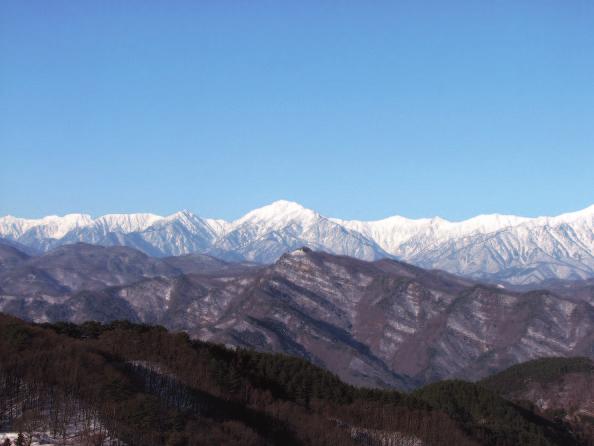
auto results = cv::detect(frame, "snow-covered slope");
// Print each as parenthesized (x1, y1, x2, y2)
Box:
(209, 200, 389, 262)
(333, 213, 533, 258)
(93, 212, 162, 233)
(336, 205, 594, 284)
(1, 201, 593, 284)
(0, 214, 93, 240)
(136, 210, 222, 256)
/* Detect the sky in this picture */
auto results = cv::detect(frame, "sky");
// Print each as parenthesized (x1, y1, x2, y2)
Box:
(1, 1, 593, 222)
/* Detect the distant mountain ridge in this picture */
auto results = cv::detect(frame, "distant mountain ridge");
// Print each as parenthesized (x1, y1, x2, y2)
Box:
(1, 200, 593, 284)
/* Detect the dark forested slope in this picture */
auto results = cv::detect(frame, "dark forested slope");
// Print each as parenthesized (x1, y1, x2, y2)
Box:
(0, 315, 585, 446)
(481, 357, 594, 445)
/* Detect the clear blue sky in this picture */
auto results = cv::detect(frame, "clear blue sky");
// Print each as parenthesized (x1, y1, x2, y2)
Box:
(1, 1, 593, 221)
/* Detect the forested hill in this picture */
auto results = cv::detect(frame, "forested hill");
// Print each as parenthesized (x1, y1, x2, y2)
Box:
(481, 357, 594, 444)
(0, 314, 586, 446)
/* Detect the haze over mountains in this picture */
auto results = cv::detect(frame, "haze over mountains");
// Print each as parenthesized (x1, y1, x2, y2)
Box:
(1, 200, 593, 285)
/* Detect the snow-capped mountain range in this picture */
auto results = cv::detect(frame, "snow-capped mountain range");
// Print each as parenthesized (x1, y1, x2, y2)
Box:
(1, 200, 593, 284)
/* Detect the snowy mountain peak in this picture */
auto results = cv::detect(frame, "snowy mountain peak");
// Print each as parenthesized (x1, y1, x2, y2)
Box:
(1, 202, 593, 284)
(447, 213, 531, 234)
(162, 209, 199, 222)
(151, 210, 215, 235)
(0, 213, 94, 240)
(236, 200, 315, 225)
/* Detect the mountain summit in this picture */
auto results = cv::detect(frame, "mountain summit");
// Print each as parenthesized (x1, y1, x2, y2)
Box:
(1, 202, 593, 284)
